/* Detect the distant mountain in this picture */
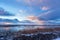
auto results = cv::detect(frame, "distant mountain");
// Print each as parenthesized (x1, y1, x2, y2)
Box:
(20, 20, 34, 23)
(43, 20, 60, 25)
(0, 18, 19, 23)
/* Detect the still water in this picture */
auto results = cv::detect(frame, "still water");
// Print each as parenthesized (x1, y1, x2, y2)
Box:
(0, 26, 60, 40)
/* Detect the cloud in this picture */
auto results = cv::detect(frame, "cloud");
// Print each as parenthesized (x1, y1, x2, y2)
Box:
(0, 7, 14, 16)
(0, 16, 16, 19)
(18, 9, 27, 14)
(38, 9, 60, 20)
(23, 0, 60, 10)
(40, 6, 49, 10)
(0, 7, 19, 21)
(16, 0, 60, 17)
(27, 15, 37, 20)
(23, 0, 43, 8)
(26, 15, 44, 24)
(1, 0, 60, 22)
(24, 0, 43, 5)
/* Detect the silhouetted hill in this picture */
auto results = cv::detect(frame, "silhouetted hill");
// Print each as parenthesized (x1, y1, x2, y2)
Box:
(0, 18, 19, 23)
(20, 20, 34, 23)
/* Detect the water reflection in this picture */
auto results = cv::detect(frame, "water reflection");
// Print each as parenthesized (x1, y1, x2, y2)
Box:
(0, 25, 60, 40)
(0, 25, 60, 32)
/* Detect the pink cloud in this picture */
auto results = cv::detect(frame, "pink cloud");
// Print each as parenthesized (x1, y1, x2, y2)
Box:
(40, 6, 49, 10)
(27, 15, 37, 20)
(26, 15, 44, 24)
(23, 0, 51, 11)
(16, 0, 51, 11)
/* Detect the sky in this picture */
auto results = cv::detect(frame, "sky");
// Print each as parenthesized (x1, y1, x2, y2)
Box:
(0, 0, 60, 22)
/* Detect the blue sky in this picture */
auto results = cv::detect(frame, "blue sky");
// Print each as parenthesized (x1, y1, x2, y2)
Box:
(0, 0, 60, 21)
